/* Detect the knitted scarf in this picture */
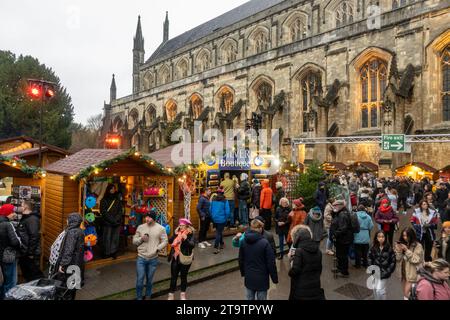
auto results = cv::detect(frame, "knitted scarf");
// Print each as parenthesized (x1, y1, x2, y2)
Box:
(172, 228, 191, 258)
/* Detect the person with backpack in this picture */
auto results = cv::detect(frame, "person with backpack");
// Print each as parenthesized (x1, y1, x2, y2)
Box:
(353, 205, 374, 269)
(210, 188, 232, 254)
(237, 173, 251, 227)
(49, 213, 85, 300)
(330, 199, 355, 278)
(239, 219, 278, 300)
(415, 259, 450, 300)
(367, 231, 396, 300)
(0, 205, 22, 300)
(375, 199, 399, 247)
(395, 227, 425, 300)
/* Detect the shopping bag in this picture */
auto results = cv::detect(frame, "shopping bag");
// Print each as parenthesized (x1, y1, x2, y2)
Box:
(249, 207, 259, 220)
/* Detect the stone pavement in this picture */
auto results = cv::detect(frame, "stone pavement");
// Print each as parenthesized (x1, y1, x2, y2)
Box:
(77, 208, 415, 300)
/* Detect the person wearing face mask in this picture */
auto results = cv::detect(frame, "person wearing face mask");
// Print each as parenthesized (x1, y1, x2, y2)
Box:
(100, 184, 123, 259)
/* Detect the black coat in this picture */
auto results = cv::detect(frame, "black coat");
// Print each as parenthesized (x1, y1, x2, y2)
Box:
(367, 245, 396, 280)
(263, 230, 277, 257)
(288, 238, 324, 300)
(239, 231, 278, 291)
(273, 189, 285, 210)
(100, 195, 123, 227)
(17, 212, 41, 257)
(330, 208, 353, 245)
(237, 180, 251, 201)
(397, 182, 410, 199)
(251, 185, 262, 209)
(0, 216, 22, 260)
(275, 206, 291, 235)
(168, 228, 196, 262)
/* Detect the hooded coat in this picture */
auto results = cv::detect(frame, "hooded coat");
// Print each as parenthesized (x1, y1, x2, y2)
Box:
(304, 208, 324, 242)
(0, 216, 22, 261)
(17, 211, 41, 257)
(51, 213, 85, 284)
(353, 211, 374, 244)
(210, 193, 232, 224)
(330, 207, 354, 245)
(287, 204, 308, 244)
(375, 200, 399, 233)
(288, 228, 324, 300)
(238, 230, 278, 291)
(237, 178, 251, 201)
(251, 183, 262, 209)
(411, 208, 439, 242)
(416, 268, 450, 300)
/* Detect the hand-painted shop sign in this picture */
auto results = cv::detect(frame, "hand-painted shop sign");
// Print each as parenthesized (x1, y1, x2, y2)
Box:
(219, 149, 251, 170)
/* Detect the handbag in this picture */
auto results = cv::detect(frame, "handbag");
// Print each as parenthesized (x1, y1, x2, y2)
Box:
(250, 207, 259, 220)
(179, 250, 194, 266)
(2, 247, 16, 264)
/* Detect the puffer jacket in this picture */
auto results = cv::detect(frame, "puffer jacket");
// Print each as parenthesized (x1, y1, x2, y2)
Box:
(411, 208, 439, 242)
(330, 208, 354, 245)
(275, 205, 291, 235)
(17, 212, 41, 257)
(0, 216, 22, 261)
(237, 180, 251, 201)
(54, 213, 85, 275)
(304, 208, 324, 242)
(416, 268, 450, 300)
(196, 195, 210, 219)
(368, 245, 396, 279)
(354, 211, 374, 244)
(260, 181, 273, 210)
(210, 194, 232, 224)
(395, 242, 424, 282)
(251, 184, 262, 209)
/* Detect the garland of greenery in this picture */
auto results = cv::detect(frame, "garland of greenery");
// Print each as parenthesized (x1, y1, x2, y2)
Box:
(0, 155, 46, 177)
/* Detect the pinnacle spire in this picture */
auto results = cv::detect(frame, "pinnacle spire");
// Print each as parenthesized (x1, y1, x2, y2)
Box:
(134, 15, 144, 51)
(110, 74, 117, 102)
(163, 11, 169, 42)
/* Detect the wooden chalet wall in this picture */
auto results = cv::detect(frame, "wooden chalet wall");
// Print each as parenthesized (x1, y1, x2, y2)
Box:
(42, 173, 79, 258)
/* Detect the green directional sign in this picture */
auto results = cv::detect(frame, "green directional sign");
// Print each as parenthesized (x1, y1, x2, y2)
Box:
(382, 134, 405, 152)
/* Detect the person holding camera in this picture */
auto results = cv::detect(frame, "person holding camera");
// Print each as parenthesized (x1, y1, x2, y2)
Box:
(167, 218, 195, 300)
(132, 210, 168, 300)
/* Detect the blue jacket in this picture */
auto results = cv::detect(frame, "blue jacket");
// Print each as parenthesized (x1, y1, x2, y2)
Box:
(197, 195, 210, 219)
(353, 211, 374, 244)
(239, 230, 278, 291)
(210, 194, 232, 224)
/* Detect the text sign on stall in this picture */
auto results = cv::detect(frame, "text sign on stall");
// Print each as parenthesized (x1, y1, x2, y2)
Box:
(219, 148, 251, 171)
(382, 134, 405, 152)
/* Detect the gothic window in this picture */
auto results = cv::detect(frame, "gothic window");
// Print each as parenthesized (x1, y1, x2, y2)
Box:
(222, 42, 237, 64)
(256, 81, 273, 109)
(218, 87, 234, 114)
(300, 72, 322, 132)
(442, 45, 450, 121)
(197, 51, 210, 72)
(190, 94, 204, 119)
(146, 106, 156, 125)
(253, 31, 268, 54)
(177, 59, 188, 79)
(159, 66, 170, 85)
(143, 71, 154, 90)
(128, 109, 139, 129)
(113, 118, 123, 132)
(290, 18, 306, 42)
(359, 58, 387, 129)
(336, 1, 354, 27)
(392, 0, 398, 8)
(166, 101, 177, 123)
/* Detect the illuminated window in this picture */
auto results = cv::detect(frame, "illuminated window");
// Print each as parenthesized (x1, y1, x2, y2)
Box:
(190, 94, 204, 119)
(218, 87, 234, 114)
(166, 101, 177, 122)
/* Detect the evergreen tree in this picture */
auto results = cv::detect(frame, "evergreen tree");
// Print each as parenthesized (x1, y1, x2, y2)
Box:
(293, 162, 326, 209)
(0, 51, 74, 149)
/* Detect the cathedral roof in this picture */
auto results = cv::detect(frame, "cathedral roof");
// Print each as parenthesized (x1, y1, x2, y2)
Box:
(146, 0, 284, 65)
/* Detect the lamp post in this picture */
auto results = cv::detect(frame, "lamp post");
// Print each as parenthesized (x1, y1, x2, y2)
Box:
(27, 79, 56, 167)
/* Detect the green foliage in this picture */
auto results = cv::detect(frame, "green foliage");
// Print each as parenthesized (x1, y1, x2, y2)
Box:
(293, 162, 325, 209)
(0, 51, 74, 149)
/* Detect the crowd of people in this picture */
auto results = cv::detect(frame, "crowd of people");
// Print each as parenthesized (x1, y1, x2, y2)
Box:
(1, 173, 449, 301)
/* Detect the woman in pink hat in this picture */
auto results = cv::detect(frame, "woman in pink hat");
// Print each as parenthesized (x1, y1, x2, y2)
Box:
(167, 218, 195, 300)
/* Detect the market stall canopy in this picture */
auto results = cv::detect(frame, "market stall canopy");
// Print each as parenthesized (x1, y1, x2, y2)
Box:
(147, 142, 217, 168)
(45, 149, 168, 180)
(395, 162, 437, 180)
(348, 162, 379, 172)
(0, 156, 45, 178)
(396, 162, 438, 174)
(322, 162, 348, 171)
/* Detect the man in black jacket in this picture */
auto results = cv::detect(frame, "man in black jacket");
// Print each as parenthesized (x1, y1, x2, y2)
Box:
(330, 200, 353, 278)
(17, 200, 44, 282)
(239, 219, 278, 300)
(0, 205, 22, 299)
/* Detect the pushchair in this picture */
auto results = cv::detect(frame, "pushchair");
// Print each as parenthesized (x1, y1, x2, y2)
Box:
(5, 277, 72, 301)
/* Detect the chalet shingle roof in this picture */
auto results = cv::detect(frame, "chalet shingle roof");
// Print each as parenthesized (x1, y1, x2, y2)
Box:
(146, 0, 284, 64)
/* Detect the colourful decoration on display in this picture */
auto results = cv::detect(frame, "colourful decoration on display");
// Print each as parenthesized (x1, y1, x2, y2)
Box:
(84, 249, 93, 262)
(85, 212, 96, 223)
(85, 196, 97, 209)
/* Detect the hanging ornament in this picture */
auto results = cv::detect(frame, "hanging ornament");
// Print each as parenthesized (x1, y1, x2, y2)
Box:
(85, 196, 97, 209)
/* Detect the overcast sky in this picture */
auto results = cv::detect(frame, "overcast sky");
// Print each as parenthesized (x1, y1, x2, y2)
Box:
(0, 0, 248, 124)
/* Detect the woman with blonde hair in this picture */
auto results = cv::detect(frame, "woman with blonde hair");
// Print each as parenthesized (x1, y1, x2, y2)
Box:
(416, 259, 450, 300)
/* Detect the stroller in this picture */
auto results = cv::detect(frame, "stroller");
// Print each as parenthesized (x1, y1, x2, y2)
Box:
(5, 275, 73, 300)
